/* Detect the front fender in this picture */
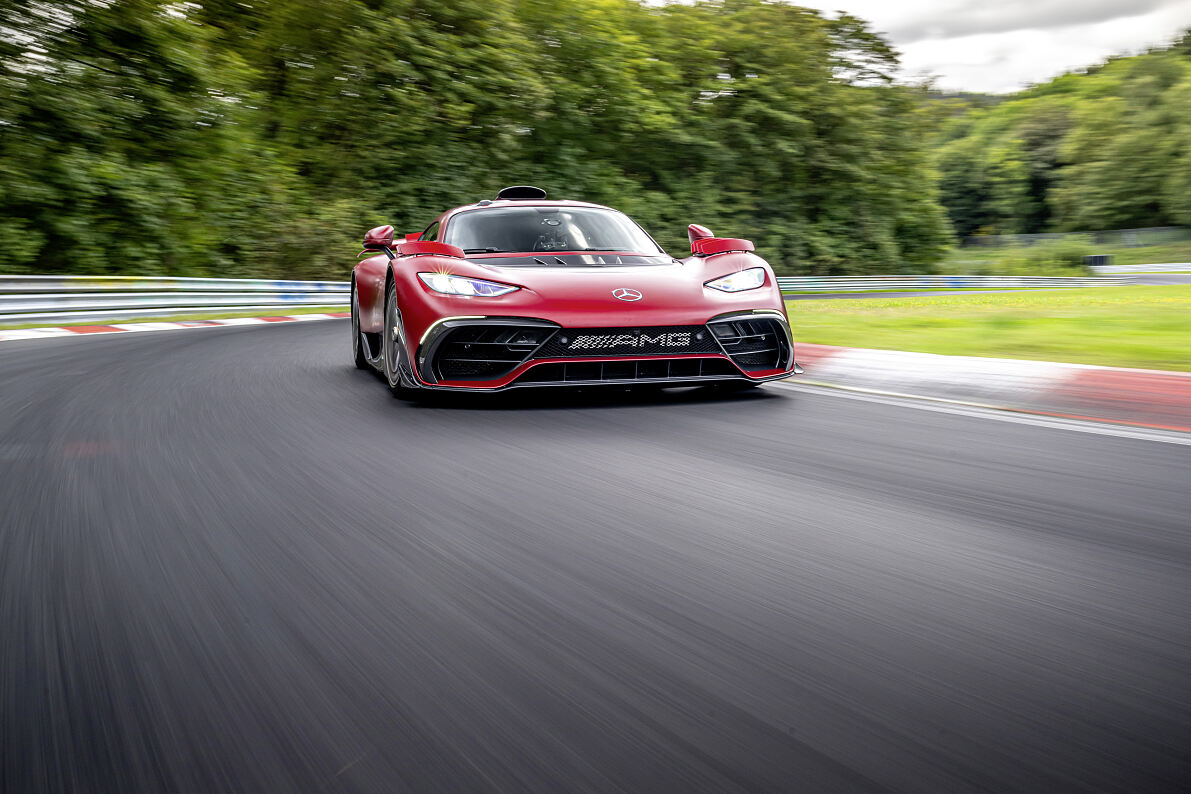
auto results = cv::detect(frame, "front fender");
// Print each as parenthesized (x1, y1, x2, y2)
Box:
(353, 254, 390, 332)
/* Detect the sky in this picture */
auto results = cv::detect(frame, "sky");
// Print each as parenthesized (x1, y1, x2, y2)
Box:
(797, 0, 1191, 93)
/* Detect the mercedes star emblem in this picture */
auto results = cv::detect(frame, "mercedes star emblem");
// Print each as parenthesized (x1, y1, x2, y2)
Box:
(612, 288, 643, 302)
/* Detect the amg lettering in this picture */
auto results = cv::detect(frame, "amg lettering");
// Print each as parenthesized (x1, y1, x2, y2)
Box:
(568, 332, 692, 349)
(639, 333, 691, 347)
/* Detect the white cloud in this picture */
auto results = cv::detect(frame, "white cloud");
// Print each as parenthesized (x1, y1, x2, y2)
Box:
(799, 0, 1191, 93)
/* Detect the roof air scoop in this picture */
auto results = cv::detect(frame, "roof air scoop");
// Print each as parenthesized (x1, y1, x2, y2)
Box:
(496, 185, 548, 200)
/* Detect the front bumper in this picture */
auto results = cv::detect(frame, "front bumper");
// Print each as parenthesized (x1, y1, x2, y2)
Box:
(410, 310, 798, 391)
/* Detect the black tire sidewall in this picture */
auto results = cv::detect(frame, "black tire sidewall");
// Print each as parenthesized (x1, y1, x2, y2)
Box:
(351, 281, 368, 369)
(383, 280, 415, 397)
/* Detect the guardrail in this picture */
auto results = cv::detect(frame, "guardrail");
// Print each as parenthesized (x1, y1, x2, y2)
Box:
(0, 275, 350, 324)
(961, 226, 1190, 248)
(775, 275, 1132, 293)
(1090, 263, 1191, 274)
(0, 272, 1135, 325)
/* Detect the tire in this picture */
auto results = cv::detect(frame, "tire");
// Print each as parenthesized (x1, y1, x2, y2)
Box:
(382, 278, 420, 399)
(351, 281, 368, 370)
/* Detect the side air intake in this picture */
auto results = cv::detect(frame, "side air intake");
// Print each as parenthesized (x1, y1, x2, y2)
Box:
(426, 322, 556, 381)
(708, 316, 791, 372)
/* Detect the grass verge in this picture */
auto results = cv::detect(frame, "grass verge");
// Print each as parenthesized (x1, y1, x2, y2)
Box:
(0, 305, 348, 331)
(787, 286, 1191, 372)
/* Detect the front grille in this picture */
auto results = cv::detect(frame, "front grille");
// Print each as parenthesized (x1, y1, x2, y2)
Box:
(710, 317, 790, 372)
(433, 325, 553, 381)
(534, 325, 718, 359)
(515, 357, 738, 385)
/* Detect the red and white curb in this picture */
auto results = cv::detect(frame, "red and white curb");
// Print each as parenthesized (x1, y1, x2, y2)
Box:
(794, 343, 1191, 433)
(0, 312, 350, 343)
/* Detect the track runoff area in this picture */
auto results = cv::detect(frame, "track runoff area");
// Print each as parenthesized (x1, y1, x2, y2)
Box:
(2, 315, 1189, 791)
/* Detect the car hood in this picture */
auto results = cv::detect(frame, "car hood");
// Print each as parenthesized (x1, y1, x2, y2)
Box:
(476, 260, 702, 302)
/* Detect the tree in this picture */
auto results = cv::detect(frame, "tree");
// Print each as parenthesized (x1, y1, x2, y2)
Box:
(0, 0, 956, 278)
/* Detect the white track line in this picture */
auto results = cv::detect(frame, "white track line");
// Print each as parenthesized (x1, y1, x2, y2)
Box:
(773, 380, 1191, 446)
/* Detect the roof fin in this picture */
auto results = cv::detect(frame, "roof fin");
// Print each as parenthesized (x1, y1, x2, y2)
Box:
(496, 185, 548, 200)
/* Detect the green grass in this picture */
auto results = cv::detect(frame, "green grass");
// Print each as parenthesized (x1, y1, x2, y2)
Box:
(787, 286, 1191, 371)
(0, 305, 347, 331)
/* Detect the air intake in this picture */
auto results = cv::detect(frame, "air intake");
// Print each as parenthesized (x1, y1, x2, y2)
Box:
(496, 185, 548, 200)
(430, 323, 554, 381)
(708, 316, 791, 372)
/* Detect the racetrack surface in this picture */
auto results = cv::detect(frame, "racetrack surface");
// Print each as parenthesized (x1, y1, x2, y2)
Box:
(2, 320, 1189, 792)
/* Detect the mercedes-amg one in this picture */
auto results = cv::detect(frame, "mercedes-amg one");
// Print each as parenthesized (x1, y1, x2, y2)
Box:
(351, 186, 802, 396)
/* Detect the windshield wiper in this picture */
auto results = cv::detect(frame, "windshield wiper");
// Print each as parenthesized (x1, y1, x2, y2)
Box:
(463, 247, 511, 254)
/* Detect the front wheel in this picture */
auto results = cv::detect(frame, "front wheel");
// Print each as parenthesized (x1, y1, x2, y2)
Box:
(382, 279, 420, 400)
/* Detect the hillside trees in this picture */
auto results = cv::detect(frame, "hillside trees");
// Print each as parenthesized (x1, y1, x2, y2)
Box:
(0, 0, 951, 277)
(932, 40, 1191, 237)
(0, 0, 292, 274)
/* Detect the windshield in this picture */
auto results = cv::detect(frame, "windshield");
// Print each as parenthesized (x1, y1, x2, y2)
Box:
(444, 206, 664, 255)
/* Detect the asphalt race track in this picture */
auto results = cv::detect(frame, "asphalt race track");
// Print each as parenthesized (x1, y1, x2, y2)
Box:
(2, 320, 1190, 793)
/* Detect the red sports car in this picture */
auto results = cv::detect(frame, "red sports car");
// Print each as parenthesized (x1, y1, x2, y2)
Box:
(351, 186, 802, 396)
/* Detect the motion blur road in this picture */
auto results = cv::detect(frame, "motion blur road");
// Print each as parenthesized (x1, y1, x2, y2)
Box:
(3, 320, 1190, 792)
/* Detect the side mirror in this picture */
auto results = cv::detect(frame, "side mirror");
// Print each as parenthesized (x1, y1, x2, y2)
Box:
(363, 225, 395, 250)
(688, 224, 714, 252)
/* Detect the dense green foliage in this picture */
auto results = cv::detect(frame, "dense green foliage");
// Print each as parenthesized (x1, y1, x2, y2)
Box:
(0, 0, 952, 279)
(933, 33, 1191, 238)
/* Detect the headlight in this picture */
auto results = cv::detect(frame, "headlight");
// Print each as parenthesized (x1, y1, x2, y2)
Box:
(704, 267, 766, 293)
(417, 273, 519, 297)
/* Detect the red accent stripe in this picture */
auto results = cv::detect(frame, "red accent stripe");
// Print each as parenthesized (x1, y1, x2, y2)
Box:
(259, 317, 292, 322)
(430, 353, 738, 389)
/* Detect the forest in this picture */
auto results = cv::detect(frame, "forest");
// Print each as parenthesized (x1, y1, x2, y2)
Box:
(1, 1, 1188, 279)
(932, 33, 1191, 239)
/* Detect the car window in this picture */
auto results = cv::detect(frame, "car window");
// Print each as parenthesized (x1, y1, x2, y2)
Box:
(443, 207, 663, 255)
(420, 221, 440, 242)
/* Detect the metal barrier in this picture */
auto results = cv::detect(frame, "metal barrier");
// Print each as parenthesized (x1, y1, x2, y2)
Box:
(0, 272, 1134, 325)
(776, 275, 1132, 293)
(1090, 263, 1191, 274)
(961, 226, 1190, 248)
(0, 275, 350, 324)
